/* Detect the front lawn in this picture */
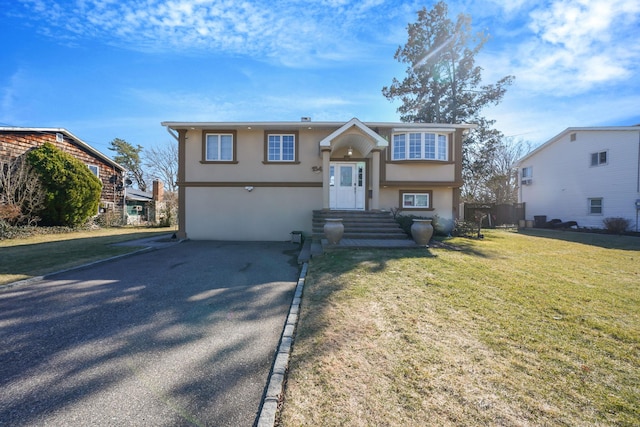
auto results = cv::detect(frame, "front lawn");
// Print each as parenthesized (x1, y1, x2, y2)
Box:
(280, 229, 640, 426)
(0, 227, 172, 286)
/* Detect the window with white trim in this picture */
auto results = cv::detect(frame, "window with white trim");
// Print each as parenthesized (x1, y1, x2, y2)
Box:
(400, 190, 433, 209)
(588, 198, 603, 215)
(521, 166, 533, 185)
(205, 133, 234, 161)
(392, 132, 448, 160)
(263, 130, 299, 163)
(268, 134, 295, 161)
(590, 150, 607, 166)
(87, 164, 99, 177)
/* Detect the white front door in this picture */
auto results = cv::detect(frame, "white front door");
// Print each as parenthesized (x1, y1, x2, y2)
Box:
(329, 162, 365, 210)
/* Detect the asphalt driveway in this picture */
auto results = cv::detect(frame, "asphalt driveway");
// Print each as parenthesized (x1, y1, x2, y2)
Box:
(0, 241, 300, 426)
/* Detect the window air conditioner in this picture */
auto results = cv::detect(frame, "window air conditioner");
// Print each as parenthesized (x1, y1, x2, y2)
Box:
(521, 178, 532, 185)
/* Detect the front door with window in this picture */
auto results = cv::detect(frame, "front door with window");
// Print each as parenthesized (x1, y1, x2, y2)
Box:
(329, 162, 365, 210)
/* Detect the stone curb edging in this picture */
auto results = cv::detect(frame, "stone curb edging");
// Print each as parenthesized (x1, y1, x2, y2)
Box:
(256, 262, 308, 427)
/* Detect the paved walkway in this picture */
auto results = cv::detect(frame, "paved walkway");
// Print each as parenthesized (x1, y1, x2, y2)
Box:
(0, 241, 300, 426)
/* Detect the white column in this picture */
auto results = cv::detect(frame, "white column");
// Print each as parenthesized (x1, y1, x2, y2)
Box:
(371, 150, 380, 210)
(322, 149, 331, 209)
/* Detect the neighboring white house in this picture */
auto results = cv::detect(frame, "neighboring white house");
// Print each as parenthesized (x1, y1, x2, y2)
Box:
(515, 126, 640, 230)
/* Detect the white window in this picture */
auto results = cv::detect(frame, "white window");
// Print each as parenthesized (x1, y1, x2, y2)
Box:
(402, 192, 432, 209)
(87, 164, 99, 177)
(589, 198, 603, 215)
(206, 133, 234, 161)
(591, 151, 607, 166)
(392, 132, 448, 160)
(56, 132, 64, 142)
(268, 134, 295, 161)
(521, 166, 533, 184)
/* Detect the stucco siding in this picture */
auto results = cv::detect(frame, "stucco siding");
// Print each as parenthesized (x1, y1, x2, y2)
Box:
(185, 186, 322, 240)
(519, 130, 640, 229)
(379, 187, 454, 220)
(384, 162, 455, 182)
(185, 128, 328, 183)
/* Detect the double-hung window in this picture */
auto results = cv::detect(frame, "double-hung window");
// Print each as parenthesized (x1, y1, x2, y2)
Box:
(264, 131, 299, 163)
(590, 150, 607, 166)
(392, 132, 448, 161)
(589, 198, 603, 215)
(205, 133, 234, 161)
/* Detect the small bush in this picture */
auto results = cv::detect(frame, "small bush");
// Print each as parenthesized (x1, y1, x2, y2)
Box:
(452, 219, 480, 238)
(603, 217, 631, 234)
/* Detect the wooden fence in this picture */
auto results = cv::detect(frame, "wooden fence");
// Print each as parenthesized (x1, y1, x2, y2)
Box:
(462, 203, 526, 227)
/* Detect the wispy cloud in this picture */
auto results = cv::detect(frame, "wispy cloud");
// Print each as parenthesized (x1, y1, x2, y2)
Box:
(10, 0, 405, 66)
(510, 0, 640, 95)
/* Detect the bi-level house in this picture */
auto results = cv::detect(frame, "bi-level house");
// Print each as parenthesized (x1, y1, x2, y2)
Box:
(516, 126, 640, 230)
(0, 127, 126, 213)
(162, 118, 475, 241)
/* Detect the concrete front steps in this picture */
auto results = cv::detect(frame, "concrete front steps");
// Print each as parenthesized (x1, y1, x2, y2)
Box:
(295, 210, 420, 262)
(312, 210, 410, 240)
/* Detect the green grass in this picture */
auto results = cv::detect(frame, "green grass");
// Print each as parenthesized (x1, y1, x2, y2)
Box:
(280, 229, 640, 426)
(0, 227, 172, 285)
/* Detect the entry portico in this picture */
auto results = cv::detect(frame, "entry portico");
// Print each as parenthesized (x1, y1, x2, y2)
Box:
(319, 118, 388, 211)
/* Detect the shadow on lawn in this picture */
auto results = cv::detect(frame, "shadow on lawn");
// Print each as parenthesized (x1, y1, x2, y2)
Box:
(0, 241, 299, 426)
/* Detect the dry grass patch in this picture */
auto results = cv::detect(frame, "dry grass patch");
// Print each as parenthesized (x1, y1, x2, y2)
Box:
(0, 227, 172, 285)
(279, 230, 640, 426)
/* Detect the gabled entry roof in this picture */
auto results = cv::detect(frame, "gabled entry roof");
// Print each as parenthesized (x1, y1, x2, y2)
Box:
(318, 118, 388, 157)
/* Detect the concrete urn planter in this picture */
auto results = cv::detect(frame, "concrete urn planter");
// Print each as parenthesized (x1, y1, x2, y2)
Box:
(411, 219, 433, 246)
(324, 218, 344, 245)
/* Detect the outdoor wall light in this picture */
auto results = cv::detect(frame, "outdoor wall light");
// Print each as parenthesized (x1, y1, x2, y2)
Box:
(245, 186, 254, 192)
(347, 147, 353, 156)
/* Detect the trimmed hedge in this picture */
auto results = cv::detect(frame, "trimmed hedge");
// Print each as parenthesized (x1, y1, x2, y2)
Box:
(26, 143, 102, 227)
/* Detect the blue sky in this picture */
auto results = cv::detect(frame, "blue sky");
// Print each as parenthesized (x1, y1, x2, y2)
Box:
(1, 0, 639, 155)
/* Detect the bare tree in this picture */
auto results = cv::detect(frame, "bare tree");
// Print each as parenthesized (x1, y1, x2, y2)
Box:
(462, 134, 531, 203)
(0, 156, 46, 226)
(144, 140, 178, 193)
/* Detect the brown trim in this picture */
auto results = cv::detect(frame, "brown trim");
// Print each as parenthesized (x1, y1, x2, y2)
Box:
(454, 128, 464, 183)
(201, 129, 238, 163)
(177, 129, 188, 239)
(399, 189, 434, 210)
(382, 180, 462, 187)
(178, 181, 322, 188)
(263, 130, 300, 164)
(387, 159, 455, 165)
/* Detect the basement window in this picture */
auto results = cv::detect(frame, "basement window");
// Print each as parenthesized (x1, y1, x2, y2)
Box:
(400, 190, 433, 209)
